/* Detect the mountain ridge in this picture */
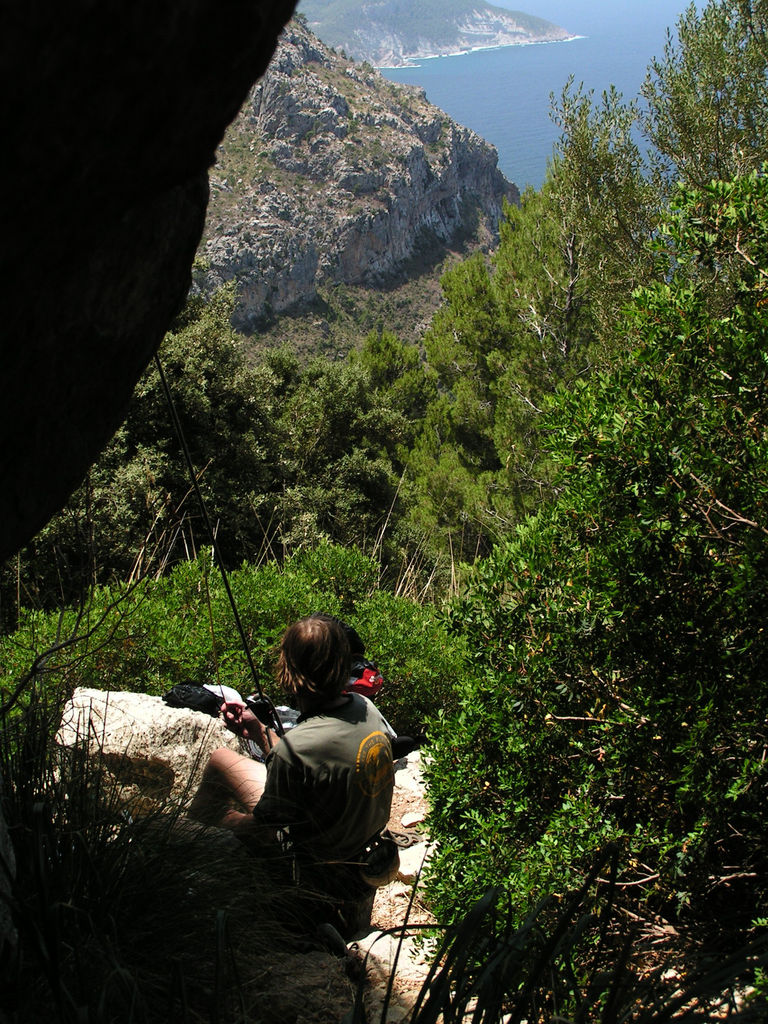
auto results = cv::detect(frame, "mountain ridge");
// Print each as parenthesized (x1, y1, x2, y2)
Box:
(198, 18, 518, 344)
(295, 0, 573, 67)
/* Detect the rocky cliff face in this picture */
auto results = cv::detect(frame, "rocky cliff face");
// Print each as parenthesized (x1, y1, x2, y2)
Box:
(199, 20, 518, 333)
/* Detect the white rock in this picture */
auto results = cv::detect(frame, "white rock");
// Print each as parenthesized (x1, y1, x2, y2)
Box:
(355, 930, 432, 982)
(393, 750, 425, 794)
(401, 810, 424, 828)
(396, 842, 432, 884)
(56, 688, 244, 816)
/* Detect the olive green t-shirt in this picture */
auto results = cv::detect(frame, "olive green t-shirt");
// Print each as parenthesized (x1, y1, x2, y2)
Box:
(253, 693, 394, 862)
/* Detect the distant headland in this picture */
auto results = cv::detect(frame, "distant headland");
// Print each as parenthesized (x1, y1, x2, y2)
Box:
(295, 0, 574, 69)
(377, 35, 583, 71)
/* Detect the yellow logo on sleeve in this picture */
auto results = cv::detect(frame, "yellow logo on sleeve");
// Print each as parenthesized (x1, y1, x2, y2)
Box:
(355, 730, 394, 797)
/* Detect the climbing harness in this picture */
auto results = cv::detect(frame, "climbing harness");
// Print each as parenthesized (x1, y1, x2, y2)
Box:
(154, 353, 284, 739)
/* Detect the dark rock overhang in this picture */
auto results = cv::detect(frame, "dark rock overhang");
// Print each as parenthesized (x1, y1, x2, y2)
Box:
(0, 0, 297, 564)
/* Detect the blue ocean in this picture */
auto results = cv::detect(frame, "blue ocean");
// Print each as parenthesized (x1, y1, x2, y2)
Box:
(380, 0, 698, 191)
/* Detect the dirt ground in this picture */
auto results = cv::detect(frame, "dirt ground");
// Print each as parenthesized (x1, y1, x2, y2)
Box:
(352, 754, 438, 1020)
(372, 777, 434, 933)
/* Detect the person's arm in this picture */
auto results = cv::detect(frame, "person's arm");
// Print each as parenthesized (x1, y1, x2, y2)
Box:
(221, 701, 280, 754)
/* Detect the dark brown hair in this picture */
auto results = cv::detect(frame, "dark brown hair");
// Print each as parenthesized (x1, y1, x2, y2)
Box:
(276, 615, 351, 703)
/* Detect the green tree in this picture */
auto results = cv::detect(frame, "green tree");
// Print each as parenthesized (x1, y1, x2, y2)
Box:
(488, 183, 600, 498)
(403, 0, 768, 569)
(643, 0, 768, 190)
(350, 327, 435, 436)
(549, 81, 658, 345)
(547, 0, 768, 334)
(407, 184, 604, 559)
(406, 253, 511, 561)
(425, 170, 768, 925)
(9, 300, 442, 612)
(268, 353, 404, 553)
(14, 287, 276, 608)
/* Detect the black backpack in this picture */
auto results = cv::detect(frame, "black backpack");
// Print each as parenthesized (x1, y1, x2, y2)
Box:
(162, 683, 221, 717)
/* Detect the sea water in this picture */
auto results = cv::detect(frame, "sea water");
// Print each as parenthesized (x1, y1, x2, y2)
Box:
(380, 0, 699, 191)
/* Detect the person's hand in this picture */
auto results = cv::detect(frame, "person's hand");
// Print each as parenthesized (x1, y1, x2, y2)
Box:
(221, 700, 278, 755)
(221, 700, 258, 737)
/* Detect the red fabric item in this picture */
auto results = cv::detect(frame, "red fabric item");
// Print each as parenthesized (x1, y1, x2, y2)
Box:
(348, 666, 384, 698)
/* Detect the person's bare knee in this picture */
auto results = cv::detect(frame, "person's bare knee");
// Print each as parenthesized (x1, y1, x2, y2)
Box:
(188, 747, 266, 827)
(205, 746, 246, 777)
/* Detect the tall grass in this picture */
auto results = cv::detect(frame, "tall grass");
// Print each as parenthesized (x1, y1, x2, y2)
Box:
(347, 847, 768, 1024)
(0, 688, 340, 1023)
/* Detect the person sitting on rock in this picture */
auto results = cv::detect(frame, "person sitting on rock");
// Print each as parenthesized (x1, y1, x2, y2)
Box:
(187, 614, 395, 929)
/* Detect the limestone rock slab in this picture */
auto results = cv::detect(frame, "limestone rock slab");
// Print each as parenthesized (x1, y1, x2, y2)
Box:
(56, 688, 243, 816)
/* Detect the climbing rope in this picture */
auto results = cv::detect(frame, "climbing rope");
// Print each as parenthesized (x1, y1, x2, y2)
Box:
(154, 353, 284, 738)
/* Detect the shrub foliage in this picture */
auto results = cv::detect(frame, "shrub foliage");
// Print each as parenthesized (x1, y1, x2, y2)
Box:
(425, 172, 768, 923)
(1, 544, 473, 737)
